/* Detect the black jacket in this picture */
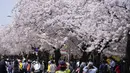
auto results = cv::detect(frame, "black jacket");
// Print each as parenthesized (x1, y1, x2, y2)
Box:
(0, 60, 7, 73)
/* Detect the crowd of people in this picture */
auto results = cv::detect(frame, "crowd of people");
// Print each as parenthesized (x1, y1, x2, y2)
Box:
(0, 54, 127, 73)
(0, 58, 70, 73)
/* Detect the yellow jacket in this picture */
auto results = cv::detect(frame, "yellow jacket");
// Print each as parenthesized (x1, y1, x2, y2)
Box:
(47, 64, 51, 72)
(56, 69, 70, 73)
(19, 62, 23, 70)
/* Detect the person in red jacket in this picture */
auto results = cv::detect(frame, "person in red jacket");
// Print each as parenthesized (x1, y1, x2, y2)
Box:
(115, 63, 121, 73)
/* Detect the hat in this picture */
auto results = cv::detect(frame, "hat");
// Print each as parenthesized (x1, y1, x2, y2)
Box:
(87, 62, 93, 66)
(48, 61, 51, 64)
(59, 60, 67, 67)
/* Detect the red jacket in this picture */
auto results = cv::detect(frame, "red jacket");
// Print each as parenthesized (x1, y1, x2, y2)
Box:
(115, 66, 121, 73)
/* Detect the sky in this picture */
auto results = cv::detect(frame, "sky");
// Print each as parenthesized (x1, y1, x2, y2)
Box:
(0, 0, 17, 25)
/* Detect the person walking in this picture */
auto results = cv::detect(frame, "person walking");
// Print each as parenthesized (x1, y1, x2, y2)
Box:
(55, 60, 70, 73)
(22, 60, 28, 73)
(0, 60, 7, 73)
(8, 62, 13, 73)
(27, 60, 31, 73)
(13, 59, 20, 73)
(99, 60, 109, 73)
(47, 61, 51, 73)
(110, 58, 116, 73)
(115, 63, 121, 73)
(79, 62, 86, 73)
(41, 61, 45, 73)
(19, 60, 23, 73)
(33, 61, 41, 73)
(49, 60, 56, 73)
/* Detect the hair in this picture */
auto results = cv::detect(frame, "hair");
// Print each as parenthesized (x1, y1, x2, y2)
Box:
(24, 60, 26, 62)
(51, 60, 54, 64)
(102, 60, 107, 63)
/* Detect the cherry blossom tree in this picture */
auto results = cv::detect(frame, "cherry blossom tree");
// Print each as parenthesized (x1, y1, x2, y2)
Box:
(0, 0, 130, 56)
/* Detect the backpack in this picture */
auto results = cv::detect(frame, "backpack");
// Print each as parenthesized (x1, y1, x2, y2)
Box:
(34, 63, 41, 72)
(27, 63, 31, 71)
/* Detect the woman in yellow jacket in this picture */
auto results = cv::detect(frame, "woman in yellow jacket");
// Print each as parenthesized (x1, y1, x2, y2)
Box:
(47, 61, 51, 73)
(19, 60, 23, 72)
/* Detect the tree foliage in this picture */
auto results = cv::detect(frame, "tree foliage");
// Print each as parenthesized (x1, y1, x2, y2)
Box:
(0, 0, 130, 56)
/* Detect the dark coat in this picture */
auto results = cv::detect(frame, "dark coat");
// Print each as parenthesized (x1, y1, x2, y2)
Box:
(13, 60, 20, 73)
(0, 60, 7, 73)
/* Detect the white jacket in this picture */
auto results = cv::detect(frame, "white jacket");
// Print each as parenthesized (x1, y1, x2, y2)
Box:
(50, 64, 56, 72)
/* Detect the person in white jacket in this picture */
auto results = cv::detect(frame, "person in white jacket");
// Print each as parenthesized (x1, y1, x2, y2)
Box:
(83, 62, 97, 73)
(34, 61, 41, 73)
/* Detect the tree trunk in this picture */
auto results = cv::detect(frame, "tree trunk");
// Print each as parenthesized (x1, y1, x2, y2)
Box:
(126, 30, 130, 73)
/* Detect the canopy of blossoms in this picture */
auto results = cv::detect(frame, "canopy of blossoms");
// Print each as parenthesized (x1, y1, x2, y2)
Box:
(0, 0, 130, 56)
